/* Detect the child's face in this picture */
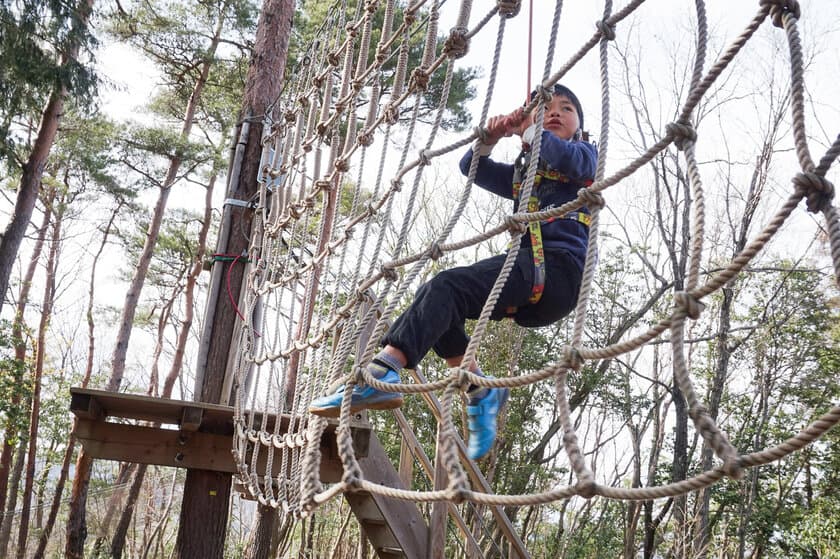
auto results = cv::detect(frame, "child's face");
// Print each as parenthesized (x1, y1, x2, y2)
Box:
(534, 94, 580, 140)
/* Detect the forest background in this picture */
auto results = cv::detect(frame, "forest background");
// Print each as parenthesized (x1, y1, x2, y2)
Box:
(1, 0, 840, 557)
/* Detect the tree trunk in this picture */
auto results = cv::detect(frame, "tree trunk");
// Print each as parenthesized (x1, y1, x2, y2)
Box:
(0, 0, 93, 317)
(16, 187, 64, 559)
(177, 1, 294, 557)
(671, 384, 689, 558)
(243, 504, 277, 559)
(64, 204, 120, 559)
(0, 426, 28, 555)
(65, 450, 93, 559)
(32, 434, 75, 559)
(0, 191, 53, 517)
(110, 464, 148, 559)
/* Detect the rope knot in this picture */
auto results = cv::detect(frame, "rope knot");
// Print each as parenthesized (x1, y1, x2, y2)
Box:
(793, 172, 834, 213)
(384, 104, 400, 125)
(497, 0, 521, 17)
(297, 94, 310, 108)
(578, 188, 605, 210)
(418, 149, 432, 166)
(427, 242, 444, 261)
(380, 264, 399, 282)
(410, 68, 430, 92)
(723, 455, 744, 480)
(665, 122, 697, 150)
(596, 19, 616, 41)
(564, 346, 584, 371)
(575, 479, 598, 499)
(444, 26, 469, 59)
(357, 129, 374, 147)
(504, 214, 527, 235)
(537, 85, 554, 104)
(284, 110, 297, 123)
(453, 368, 471, 391)
(475, 125, 490, 144)
(315, 179, 333, 192)
(334, 157, 350, 173)
(674, 291, 705, 320)
(288, 204, 302, 219)
(390, 178, 403, 192)
(761, 0, 801, 28)
(326, 51, 340, 67)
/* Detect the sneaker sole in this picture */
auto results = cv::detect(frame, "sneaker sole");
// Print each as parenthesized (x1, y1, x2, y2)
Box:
(309, 396, 404, 418)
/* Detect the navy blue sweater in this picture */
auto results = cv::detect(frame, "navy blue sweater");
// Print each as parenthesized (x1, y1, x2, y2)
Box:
(459, 130, 598, 271)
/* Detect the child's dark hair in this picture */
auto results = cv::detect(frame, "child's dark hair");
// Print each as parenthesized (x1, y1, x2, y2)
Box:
(527, 83, 585, 136)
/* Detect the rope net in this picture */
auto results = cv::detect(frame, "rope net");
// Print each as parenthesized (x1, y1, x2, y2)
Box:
(229, 0, 840, 515)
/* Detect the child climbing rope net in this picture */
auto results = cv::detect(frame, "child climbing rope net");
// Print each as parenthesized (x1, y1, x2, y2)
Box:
(229, 0, 840, 518)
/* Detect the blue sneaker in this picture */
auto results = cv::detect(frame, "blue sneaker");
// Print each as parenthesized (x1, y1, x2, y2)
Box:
(466, 386, 510, 460)
(308, 368, 404, 418)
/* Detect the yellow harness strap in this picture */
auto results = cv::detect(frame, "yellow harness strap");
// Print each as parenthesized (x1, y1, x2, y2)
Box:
(507, 170, 590, 314)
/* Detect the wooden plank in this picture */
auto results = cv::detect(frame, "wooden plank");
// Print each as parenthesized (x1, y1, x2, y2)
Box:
(69, 390, 104, 420)
(70, 387, 232, 430)
(429, 424, 448, 559)
(73, 419, 347, 483)
(351, 433, 429, 559)
(69, 387, 370, 455)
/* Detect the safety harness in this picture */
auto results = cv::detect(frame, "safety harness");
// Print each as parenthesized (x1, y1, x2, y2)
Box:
(509, 157, 592, 312)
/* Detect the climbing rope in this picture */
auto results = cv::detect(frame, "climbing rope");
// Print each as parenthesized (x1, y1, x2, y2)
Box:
(228, 0, 840, 516)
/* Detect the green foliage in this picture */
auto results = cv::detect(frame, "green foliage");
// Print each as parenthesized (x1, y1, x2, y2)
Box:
(0, 0, 98, 169)
(0, 320, 31, 444)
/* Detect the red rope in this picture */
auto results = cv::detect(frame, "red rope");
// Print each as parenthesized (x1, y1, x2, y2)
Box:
(226, 253, 247, 322)
(220, 253, 261, 338)
(527, 0, 533, 102)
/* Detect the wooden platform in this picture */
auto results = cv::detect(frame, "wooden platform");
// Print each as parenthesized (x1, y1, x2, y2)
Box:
(69, 387, 371, 483)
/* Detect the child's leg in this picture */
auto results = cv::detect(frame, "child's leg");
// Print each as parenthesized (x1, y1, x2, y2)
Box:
(384, 251, 534, 368)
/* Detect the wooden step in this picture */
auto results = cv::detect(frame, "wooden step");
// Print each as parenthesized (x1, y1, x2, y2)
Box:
(346, 433, 429, 559)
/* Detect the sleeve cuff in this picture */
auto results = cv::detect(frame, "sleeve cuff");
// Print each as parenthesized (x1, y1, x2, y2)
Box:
(521, 124, 538, 146)
(476, 140, 495, 157)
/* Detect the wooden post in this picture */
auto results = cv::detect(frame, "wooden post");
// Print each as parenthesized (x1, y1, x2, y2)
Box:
(174, 0, 295, 557)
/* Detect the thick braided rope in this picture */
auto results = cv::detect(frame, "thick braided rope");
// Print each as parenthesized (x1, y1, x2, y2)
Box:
(232, 0, 840, 514)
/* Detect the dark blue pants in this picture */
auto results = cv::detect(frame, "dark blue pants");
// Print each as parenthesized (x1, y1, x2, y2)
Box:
(382, 248, 582, 368)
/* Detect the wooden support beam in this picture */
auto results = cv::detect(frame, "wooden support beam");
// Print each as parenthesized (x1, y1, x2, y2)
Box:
(72, 419, 347, 483)
(180, 407, 203, 432)
(68, 387, 371, 487)
(348, 433, 429, 559)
